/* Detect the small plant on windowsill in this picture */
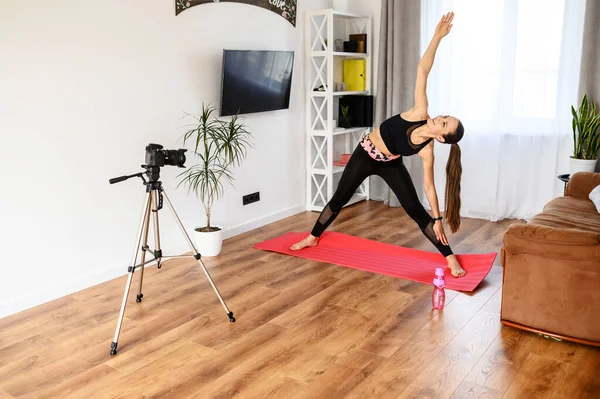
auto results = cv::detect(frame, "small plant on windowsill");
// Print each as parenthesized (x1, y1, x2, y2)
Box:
(339, 104, 352, 128)
(177, 101, 253, 257)
(570, 94, 600, 175)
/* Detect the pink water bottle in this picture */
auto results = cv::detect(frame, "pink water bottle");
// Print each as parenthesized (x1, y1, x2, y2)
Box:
(432, 267, 446, 310)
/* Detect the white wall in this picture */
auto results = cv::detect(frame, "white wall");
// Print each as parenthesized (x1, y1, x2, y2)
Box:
(0, 0, 330, 318)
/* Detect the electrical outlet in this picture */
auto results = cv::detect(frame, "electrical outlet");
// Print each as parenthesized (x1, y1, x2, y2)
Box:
(243, 192, 260, 205)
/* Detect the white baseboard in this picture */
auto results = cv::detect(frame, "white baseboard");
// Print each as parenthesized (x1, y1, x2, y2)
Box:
(0, 204, 306, 320)
(223, 204, 306, 239)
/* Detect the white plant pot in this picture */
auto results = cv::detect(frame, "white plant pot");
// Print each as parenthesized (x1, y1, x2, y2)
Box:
(569, 157, 597, 175)
(332, 0, 349, 12)
(194, 226, 223, 257)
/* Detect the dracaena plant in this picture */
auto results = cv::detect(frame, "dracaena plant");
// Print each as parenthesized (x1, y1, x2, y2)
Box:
(177, 101, 253, 232)
(571, 94, 600, 160)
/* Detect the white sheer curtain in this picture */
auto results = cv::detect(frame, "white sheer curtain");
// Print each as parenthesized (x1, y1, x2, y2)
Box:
(421, 0, 586, 221)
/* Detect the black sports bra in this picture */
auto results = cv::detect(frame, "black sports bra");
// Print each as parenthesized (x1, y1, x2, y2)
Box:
(379, 114, 432, 156)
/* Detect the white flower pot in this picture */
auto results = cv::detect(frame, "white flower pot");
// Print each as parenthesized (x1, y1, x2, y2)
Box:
(332, 0, 349, 12)
(569, 157, 597, 175)
(194, 226, 223, 257)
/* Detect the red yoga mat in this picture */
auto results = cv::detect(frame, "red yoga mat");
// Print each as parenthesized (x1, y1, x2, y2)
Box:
(254, 231, 497, 292)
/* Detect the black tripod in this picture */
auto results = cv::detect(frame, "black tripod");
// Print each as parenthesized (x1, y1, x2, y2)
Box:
(108, 164, 235, 356)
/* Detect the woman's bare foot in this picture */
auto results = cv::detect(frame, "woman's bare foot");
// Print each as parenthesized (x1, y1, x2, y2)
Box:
(290, 234, 319, 250)
(446, 255, 466, 278)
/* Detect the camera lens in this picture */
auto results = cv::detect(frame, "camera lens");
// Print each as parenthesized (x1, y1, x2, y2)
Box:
(165, 149, 187, 167)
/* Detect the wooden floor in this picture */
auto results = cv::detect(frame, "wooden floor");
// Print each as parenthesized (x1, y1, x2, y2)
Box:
(1, 201, 599, 398)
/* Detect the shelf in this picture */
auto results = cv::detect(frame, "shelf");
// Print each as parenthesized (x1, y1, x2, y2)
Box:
(332, 10, 370, 19)
(310, 90, 369, 97)
(307, 9, 369, 20)
(334, 52, 368, 57)
(306, 8, 371, 212)
(333, 127, 369, 136)
(310, 166, 346, 175)
(310, 51, 368, 58)
(310, 127, 369, 136)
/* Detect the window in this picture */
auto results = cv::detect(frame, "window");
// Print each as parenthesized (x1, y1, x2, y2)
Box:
(513, 0, 565, 118)
(421, 0, 584, 134)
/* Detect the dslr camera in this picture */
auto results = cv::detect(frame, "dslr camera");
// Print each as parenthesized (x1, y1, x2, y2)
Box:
(145, 143, 187, 168)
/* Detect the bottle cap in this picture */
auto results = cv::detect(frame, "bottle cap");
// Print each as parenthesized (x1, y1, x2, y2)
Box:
(435, 268, 445, 277)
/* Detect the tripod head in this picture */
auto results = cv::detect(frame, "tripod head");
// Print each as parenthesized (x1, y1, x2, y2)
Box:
(109, 164, 164, 191)
(141, 164, 162, 185)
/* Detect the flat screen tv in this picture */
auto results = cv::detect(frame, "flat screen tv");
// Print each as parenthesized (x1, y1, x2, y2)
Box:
(220, 50, 294, 116)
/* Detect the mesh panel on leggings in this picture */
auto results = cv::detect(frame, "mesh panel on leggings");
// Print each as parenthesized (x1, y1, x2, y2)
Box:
(318, 205, 335, 225)
(423, 220, 441, 244)
(421, 219, 453, 257)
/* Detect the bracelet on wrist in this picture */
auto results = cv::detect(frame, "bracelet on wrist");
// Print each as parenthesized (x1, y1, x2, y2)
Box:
(433, 216, 443, 221)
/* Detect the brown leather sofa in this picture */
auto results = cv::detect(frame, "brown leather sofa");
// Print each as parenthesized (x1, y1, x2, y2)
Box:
(501, 171, 600, 346)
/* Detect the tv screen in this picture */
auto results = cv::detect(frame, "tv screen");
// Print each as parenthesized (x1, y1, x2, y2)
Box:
(220, 50, 294, 116)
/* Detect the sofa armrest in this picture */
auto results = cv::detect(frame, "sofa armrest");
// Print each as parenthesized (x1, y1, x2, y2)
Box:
(504, 223, 600, 261)
(502, 222, 600, 344)
(565, 171, 600, 200)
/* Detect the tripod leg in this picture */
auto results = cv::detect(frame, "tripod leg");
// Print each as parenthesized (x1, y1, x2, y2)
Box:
(151, 190, 163, 269)
(136, 193, 153, 303)
(160, 189, 236, 323)
(110, 191, 153, 355)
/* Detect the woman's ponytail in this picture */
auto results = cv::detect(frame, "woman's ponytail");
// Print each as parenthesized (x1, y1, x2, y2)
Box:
(444, 142, 462, 233)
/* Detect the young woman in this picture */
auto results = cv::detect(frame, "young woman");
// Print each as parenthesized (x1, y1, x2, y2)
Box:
(292, 12, 467, 278)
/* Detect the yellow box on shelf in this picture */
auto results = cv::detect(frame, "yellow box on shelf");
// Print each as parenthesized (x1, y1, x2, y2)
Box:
(343, 59, 366, 92)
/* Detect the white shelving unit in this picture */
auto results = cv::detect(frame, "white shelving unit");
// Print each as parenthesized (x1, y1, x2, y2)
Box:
(305, 9, 372, 212)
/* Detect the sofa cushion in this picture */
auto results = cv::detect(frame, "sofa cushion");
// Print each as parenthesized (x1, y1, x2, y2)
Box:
(532, 196, 600, 233)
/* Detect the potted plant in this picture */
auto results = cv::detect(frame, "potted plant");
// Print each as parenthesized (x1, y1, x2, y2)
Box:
(570, 94, 600, 175)
(339, 104, 352, 128)
(177, 102, 253, 257)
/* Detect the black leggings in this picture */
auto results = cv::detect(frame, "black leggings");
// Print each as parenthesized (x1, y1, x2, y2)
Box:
(311, 142, 453, 257)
